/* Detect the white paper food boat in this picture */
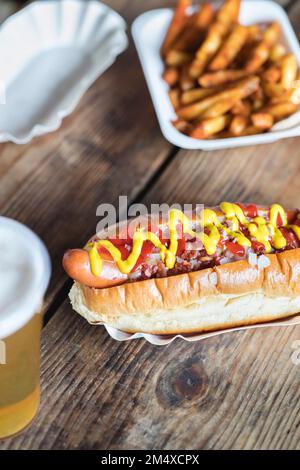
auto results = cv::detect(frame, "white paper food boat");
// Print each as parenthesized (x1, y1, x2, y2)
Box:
(0, 0, 128, 144)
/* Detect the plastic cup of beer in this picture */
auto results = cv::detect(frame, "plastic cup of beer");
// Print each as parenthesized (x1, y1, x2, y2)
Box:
(0, 217, 51, 439)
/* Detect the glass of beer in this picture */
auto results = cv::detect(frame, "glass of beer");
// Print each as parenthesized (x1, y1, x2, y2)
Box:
(0, 217, 51, 439)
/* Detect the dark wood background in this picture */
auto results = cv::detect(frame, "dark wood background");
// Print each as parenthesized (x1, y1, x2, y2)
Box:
(1, 0, 300, 450)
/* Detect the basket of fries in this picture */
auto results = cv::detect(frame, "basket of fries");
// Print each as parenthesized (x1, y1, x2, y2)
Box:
(132, 0, 300, 149)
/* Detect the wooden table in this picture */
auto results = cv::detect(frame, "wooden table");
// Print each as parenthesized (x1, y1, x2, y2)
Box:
(1, 0, 300, 450)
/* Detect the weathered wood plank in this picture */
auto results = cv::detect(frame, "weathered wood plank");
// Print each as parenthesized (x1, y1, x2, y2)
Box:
(142, 138, 300, 209)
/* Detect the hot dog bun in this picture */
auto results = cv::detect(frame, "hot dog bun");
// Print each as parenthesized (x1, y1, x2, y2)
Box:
(68, 248, 300, 334)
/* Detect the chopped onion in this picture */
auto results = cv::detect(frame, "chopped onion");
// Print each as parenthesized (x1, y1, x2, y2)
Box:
(219, 256, 230, 265)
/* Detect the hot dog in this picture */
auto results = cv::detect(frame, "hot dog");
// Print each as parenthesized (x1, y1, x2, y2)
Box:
(63, 203, 300, 335)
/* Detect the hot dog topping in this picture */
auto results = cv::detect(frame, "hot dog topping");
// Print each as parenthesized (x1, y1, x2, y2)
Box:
(86, 203, 300, 277)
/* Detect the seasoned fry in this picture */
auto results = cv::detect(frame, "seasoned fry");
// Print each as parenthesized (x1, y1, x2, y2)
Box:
(172, 3, 215, 52)
(168, 89, 181, 110)
(161, 0, 192, 57)
(251, 112, 274, 129)
(239, 125, 261, 136)
(262, 82, 284, 99)
(260, 102, 298, 120)
(270, 86, 300, 105)
(231, 99, 251, 116)
(229, 115, 248, 135)
(181, 87, 219, 104)
(190, 115, 230, 139)
(199, 69, 247, 87)
(201, 94, 241, 118)
(163, 67, 179, 86)
(189, 21, 229, 78)
(166, 50, 193, 66)
(244, 22, 280, 73)
(179, 65, 196, 90)
(246, 25, 262, 42)
(177, 76, 259, 120)
(280, 54, 298, 90)
(217, 0, 240, 25)
(172, 119, 193, 134)
(261, 65, 281, 84)
(209, 24, 248, 71)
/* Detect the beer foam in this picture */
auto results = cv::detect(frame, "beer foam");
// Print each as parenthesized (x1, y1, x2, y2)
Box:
(0, 217, 51, 338)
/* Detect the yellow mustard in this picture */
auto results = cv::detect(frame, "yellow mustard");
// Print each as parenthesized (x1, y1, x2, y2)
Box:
(86, 203, 295, 277)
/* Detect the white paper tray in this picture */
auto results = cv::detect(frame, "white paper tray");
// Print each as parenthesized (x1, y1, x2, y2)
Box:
(132, 0, 300, 150)
(0, 0, 128, 144)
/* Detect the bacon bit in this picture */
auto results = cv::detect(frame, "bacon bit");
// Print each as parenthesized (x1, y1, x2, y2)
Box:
(251, 241, 265, 254)
(237, 203, 258, 218)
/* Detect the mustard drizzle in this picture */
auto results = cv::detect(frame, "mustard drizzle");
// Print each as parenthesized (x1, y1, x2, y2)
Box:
(86, 203, 296, 277)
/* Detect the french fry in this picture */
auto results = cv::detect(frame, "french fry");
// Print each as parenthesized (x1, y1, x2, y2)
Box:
(168, 89, 181, 110)
(217, 0, 241, 25)
(201, 94, 241, 118)
(252, 98, 264, 110)
(247, 25, 262, 42)
(270, 86, 300, 105)
(261, 65, 281, 84)
(181, 87, 219, 105)
(179, 65, 196, 91)
(264, 22, 281, 45)
(251, 112, 274, 129)
(172, 3, 215, 52)
(166, 50, 193, 66)
(177, 76, 259, 120)
(244, 22, 280, 73)
(161, 0, 192, 57)
(190, 115, 230, 139)
(290, 86, 300, 105)
(251, 86, 265, 110)
(229, 115, 248, 135)
(269, 43, 286, 62)
(163, 67, 179, 87)
(199, 69, 247, 88)
(280, 54, 298, 90)
(189, 21, 229, 78)
(209, 24, 248, 71)
(262, 82, 285, 99)
(259, 102, 298, 120)
(231, 99, 251, 116)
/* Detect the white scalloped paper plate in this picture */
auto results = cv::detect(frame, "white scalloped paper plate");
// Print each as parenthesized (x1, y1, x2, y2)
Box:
(0, 0, 128, 144)
(90, 314, 300, 346)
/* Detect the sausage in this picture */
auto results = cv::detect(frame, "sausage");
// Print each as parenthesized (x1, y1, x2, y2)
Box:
(62, 249, 127, 288)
